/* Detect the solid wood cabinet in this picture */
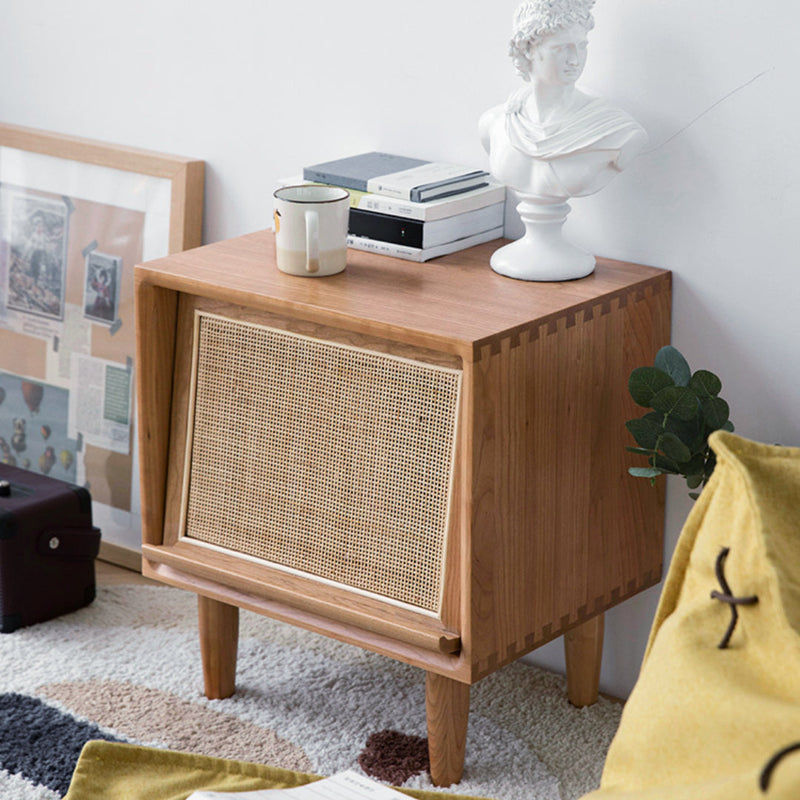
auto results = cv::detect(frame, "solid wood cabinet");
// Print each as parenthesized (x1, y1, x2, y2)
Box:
(135, 231, 669, 786)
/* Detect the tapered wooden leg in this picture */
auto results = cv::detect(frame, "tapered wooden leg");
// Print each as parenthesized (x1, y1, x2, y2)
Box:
(198, 595, 239, 699)
(564, 612, 604, 707)
(426, 671, 470, 787)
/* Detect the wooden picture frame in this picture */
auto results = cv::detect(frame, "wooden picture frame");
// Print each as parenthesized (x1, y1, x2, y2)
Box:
(0, 123, 204, 569)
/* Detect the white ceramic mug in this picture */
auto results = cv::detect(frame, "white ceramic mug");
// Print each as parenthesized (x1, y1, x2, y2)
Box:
(273, 184, 350, 276)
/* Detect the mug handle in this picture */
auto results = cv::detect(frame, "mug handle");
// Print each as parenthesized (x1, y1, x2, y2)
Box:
(305, 209, 320, 273)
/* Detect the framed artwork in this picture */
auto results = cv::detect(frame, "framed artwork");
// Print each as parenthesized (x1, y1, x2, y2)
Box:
(0, 123, 204, 567)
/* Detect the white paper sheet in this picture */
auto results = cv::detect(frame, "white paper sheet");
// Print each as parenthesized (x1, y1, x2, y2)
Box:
(186, 770, 408, 799)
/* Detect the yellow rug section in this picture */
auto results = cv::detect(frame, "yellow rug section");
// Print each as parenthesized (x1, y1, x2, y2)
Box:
(65, 740, 491, 800)
(582, 431, 800, 798)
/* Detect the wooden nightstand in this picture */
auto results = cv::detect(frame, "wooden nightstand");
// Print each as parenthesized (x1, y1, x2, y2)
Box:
(135, 232, 669, 786)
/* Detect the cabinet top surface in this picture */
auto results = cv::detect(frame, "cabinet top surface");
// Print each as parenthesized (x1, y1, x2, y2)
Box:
(137, 230, 669, 354)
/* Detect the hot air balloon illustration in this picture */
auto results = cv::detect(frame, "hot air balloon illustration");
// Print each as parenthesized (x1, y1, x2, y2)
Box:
(40, 425, 51, 440)
(60, 449, 74, 471)
(11, 418, 26, 453)
(39, 446, 55, 474)
(21, 381, 44, 415)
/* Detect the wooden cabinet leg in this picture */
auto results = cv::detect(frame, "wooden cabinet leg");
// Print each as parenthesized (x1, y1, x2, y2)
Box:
(198, 595, 239, 699)
(564, 612, 604, 707)
(425, 671, 470, 787)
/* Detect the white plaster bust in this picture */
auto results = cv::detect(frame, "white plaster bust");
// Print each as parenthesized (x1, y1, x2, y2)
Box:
(479, 0, 647, 281)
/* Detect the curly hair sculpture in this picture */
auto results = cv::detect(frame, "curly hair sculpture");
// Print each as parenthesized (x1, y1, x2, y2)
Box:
(509, 0, 596, 79)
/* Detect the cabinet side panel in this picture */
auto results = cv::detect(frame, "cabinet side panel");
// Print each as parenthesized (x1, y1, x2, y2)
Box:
(469, 275, 671, 679)
(135, 276, 178, 547)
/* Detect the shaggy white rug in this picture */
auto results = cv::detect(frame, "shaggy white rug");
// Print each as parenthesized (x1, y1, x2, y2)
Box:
(0, 584, 622, 800)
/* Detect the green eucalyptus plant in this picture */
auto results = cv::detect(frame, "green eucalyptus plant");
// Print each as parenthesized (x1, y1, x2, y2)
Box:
(626, 345, 734, 499)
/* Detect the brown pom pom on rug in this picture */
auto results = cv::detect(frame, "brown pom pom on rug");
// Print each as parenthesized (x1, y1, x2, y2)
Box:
(358, 729, 430, 784)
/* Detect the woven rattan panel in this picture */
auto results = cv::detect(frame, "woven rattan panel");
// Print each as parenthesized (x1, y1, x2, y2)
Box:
(183, 313, 461, 612)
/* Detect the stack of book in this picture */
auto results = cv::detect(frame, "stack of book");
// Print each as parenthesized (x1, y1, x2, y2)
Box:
(282, 151, 505, 262)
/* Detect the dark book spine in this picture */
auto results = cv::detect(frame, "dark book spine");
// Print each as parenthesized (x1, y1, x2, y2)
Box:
(348, 209, 424, 249)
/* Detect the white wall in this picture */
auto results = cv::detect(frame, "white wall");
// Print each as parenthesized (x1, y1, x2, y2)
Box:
(3, 0, 798, 699)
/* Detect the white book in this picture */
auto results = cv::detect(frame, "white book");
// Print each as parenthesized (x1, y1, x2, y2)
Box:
(186, 769, 407, 799)
(277, 176, 506, 222)
(347, 225, 504, 263)
(367, 162, 488, 202)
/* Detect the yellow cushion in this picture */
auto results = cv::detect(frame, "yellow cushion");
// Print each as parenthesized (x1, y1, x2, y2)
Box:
(583, 432, 800, 799)
(64, 740, 490, 800)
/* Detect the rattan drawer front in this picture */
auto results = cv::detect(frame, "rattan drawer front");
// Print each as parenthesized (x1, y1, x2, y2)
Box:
(181, 312, 461, 613)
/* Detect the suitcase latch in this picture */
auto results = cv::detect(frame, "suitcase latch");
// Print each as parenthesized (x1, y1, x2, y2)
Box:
(36, 527, 101, 560)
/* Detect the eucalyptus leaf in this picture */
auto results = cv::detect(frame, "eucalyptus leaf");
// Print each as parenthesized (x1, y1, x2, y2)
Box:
(628, 466, 664, 479)
(655, 345, 691, 387)
(654, 453, 680, 474)
(628, 366, 674, 407)
(625, 417, 664, 450)
(664, 415, 705, 453)
(685, 453, 707, 476)
(689, 369, 722, 398)
(626, 446, 656, 456)
(650, 385, 700, 421)
(686, 473, 704, 489)
(701, 396, 730, 430)
(660, 432, 692, 464)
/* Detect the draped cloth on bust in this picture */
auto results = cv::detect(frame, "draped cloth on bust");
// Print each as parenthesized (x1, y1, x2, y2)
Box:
(504, 86, 644, 160)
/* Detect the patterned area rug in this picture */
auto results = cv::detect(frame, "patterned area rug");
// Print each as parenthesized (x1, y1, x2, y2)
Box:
(0, 584, 622, 799)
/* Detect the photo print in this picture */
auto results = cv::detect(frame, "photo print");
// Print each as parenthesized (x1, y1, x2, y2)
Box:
(0, 370, 78, 483)
(3, 190, 70, 321)
(83, 250, 121, 325)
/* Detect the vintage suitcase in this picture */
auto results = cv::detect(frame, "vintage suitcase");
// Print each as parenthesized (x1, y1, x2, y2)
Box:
(0, 464, 101, 633)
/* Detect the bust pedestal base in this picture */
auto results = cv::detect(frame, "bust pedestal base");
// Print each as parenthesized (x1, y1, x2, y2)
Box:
(490, 197, 595, 282)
